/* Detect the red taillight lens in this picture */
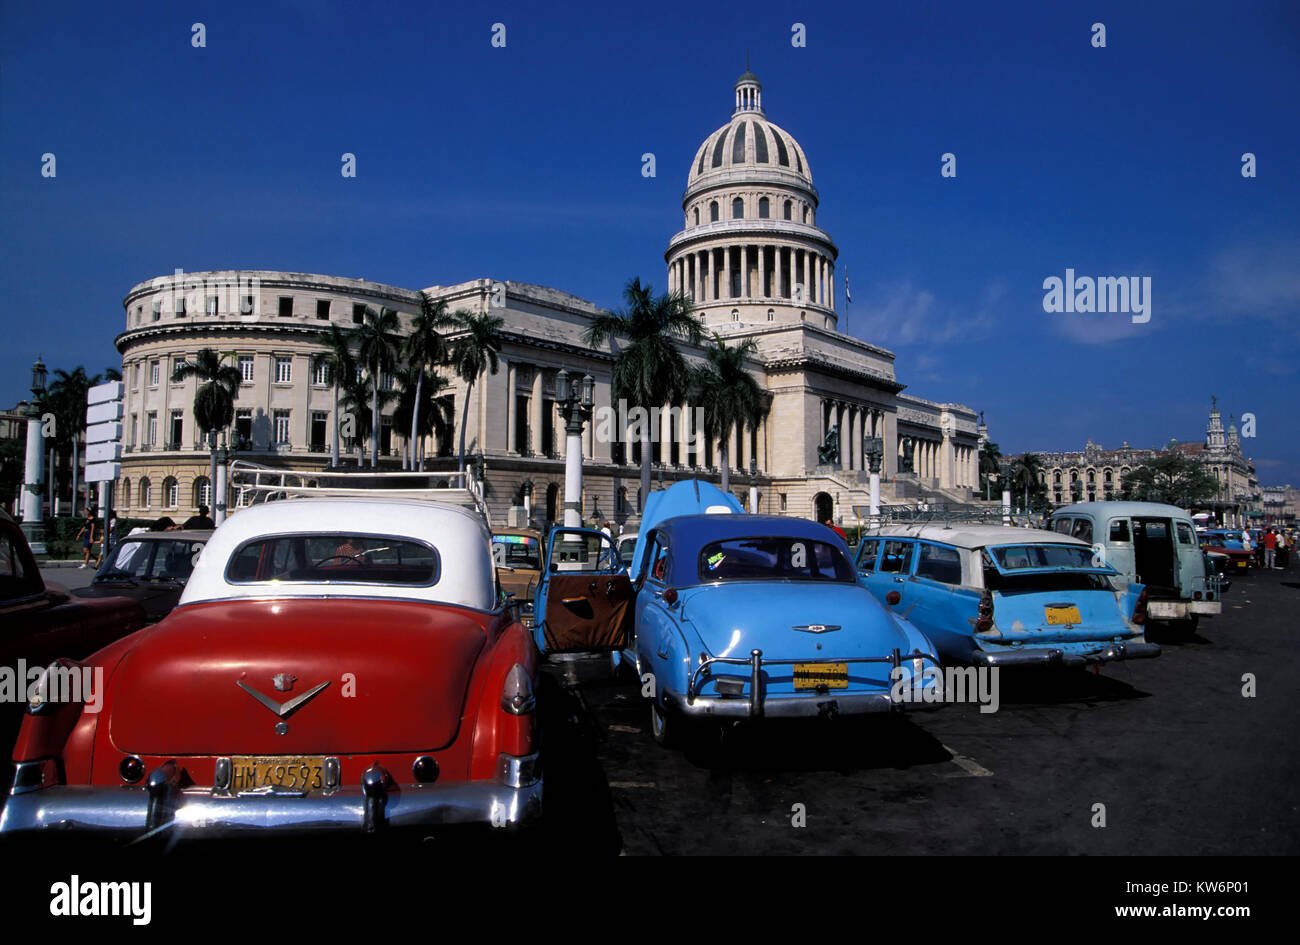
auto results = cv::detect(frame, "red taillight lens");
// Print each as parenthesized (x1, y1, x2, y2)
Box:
(975, 591, 994, 633)
(1193, 591, 1202, 600)
(1132, 590, 1148, 626)
(501, 664, 536, 715)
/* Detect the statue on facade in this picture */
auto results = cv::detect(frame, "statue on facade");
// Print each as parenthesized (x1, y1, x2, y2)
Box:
(817, 425, 840, 466)
(899, 436, 915, 473)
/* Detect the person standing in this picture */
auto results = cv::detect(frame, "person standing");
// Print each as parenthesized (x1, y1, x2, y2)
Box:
(95, 512, 118, 568)
(1276, 529, 1288, 568)
(1263, 528, 1277, 570)
(75, 509, 98, 569)
(183, 505, 216, 529)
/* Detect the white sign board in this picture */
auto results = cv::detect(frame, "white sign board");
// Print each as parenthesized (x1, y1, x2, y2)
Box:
(86, 441, 123, 464)
(85, 421, 123, 444)
(84, 461, 122, 483)
(86, 401, 124, 425)
(87, 381, 124, 405)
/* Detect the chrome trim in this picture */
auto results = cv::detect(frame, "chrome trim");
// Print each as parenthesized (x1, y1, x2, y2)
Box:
(497, 751, 541, 789)
(145, 761, 180, 831)
(212, 758, 231, 794)
(361, 763, 390, 834)
(323, 757, 340, 792)
(237, 678, 330, 719)
(971, 642, 1161, 668)
(1189, 600, 1222, 615)
(792, 624, 842, 633)
(664, 686, 941, 719)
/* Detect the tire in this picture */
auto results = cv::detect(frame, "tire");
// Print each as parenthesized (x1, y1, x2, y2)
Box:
(650, 700, 676, 747)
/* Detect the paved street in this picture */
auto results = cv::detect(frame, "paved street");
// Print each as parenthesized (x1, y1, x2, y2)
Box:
(535, 563, 1298, 856)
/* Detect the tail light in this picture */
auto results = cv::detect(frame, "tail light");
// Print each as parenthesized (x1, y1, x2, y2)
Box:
(1193, 591, 1202, 600)
(501, 664, 536, 715)
(975, 590, 994, 633)
(1132, 589, 1148, 626)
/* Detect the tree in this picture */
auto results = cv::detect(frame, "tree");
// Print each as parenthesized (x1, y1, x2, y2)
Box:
(1009, 453, 1049, 511)
(339, 369, 394, 466)
(446, 310, 504, 474)
(1120, 453, 1219, 507)
(403, 292, 456, 470)
(316, 324, 357, 468)
(691, 334, 770, 492)
(354, 306, 402, 468)
(172, 349, 242, 513)
(583, 277, 705, 507)
(978, 440, 1003, 500)
(393, 367, 454, 469)
(46, 366, 103, 515)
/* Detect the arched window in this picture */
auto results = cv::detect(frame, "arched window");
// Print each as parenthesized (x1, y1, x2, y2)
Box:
(710, 201, 719, 222)
(783, 200, 792, 220)
(802, 207, 809, 223)
(731, 309, 740, 322)
(732, 197, 744, 219)
(121, 478, 131, 507)
(758, 197, 769, 218)
(693, 207, 699, 225)
(139, 478, 152, 510)
(767, 309, 774, 321)
(1054, 471, 1062, 484)
(1086, 469, 1095, 484)
(194, 476, 211, 507)
(163, 477, 179, 508)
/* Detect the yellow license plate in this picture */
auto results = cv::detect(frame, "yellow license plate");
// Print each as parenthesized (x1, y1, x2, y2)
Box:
(1045, 605, 1082, 625)
(230, 756, 325, 794)
(793, 662, 848, 690)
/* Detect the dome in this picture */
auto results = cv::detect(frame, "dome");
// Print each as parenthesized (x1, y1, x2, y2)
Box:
(685, 71, 814, 192)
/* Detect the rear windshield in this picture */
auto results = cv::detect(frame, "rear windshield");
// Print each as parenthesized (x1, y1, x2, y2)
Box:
(99, 538, 204, 583)
(698, 537, 856, 583)
(226, 534, 438, 586)
(982, 546, 1114, 593)
(988, 544, 1099, 571)
(492, 534, 540, 569)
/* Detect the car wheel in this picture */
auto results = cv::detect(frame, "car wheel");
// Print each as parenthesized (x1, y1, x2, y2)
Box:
(650, 700, 678, 747)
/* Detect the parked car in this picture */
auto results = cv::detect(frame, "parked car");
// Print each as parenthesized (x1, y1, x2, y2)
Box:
(2, 498, 541, 837)
(491, 527, 542, 622)
(1050, 502, 1221, 627)
(1197, 530, 1253, 574)
(532, 481, 943, 747)
(72, 529, 213, 622)
(615, 530, 639, 569)
(0, 510, 149, 760)
(856, 523, 1157, 667)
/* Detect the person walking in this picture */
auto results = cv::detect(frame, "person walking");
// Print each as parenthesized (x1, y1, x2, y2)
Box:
(1263, 528, 1277, 570)
(75, 509, 98, 569)
(1276, 529, 1288, 568)
(95, 512, 118, 568)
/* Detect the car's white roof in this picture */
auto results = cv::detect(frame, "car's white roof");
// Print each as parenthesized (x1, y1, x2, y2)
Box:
(1052, 501, 1193, 520)
(863, 523, 1090, 550)
(179, 498, 497, 611)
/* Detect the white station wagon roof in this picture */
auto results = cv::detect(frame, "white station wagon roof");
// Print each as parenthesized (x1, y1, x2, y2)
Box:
(864, 523, 1090, 550)
(1053, 501, 1194, 519)
(179, 498, 497, 611)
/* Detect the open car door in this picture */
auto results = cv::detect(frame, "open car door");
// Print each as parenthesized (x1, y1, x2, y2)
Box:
(533, 528, 632, 654)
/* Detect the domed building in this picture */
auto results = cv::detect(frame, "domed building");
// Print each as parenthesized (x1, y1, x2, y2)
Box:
(111, 70, 983, 527)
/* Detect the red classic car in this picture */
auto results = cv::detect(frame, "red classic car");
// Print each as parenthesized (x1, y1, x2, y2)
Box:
(1, 510, 147, 758)
(2, 498, 541, 837)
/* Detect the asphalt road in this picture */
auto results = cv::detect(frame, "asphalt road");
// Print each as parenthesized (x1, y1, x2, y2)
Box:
(536, 563, 1299, 856)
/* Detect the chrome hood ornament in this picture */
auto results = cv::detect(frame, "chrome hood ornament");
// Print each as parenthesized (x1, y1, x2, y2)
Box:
(238, 678, 330, 719)
(792, 624, 841, 634)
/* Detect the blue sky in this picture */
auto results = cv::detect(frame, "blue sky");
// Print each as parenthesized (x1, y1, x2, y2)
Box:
(2, 0, 1297, 482)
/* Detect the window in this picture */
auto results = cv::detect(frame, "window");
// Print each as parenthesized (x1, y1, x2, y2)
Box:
(121, 478, 131, 507)
(915, 543, 963, 584)
(698, 537, 856, 583)
(239, 355, 255, 382)
(380, 371, 393, 391)
(1071, 518, 1094, 543)
(133, 363, 141, 388)
(169, 410, 183, 448)
(225, 534, 438, 586)
(491, 534, 541, 571)
(175, 296, 186, 317)
(235, 409, 252, 448)
(312, 361, 330, 386)
(149, 361, 160, 386)
(352, 304, 365, 325)
(172, 356, 187, 381)
(730, 122, 746, 163)
(758, 196, 769, 218)
(146, 412, 158, 447)
(1109, 519, 1131, 542)
(731, 309, 739, 322)
(780, 493, 787, 511)
(278, 297, 294, 318)
(514, 394, 529, 453)
(274, 410, 291, 445)
(275, 357, 292, 384)
(767, 309, 774, 321)
(693, 208, 699, 225)
(152, 301, 161, 321)
(1053, 517, 1073, 535)
(139, 478, 151, 509)
(1176, 522, 1197, 546)
(857, 539, 880, 573)
(241, 294, 255, 316)
(0, 533, 40, 599)
(129, 415, 138, 447)
(310, 411, 328, 451)
(205, 295, 218, 316)
(316, 299, 330, 320)
(732, 197, 744, 219)
(195, 477, 211, 508)
(783, 200, 792, 220)
(163, 476, 179, 508)
(709, 201, 719, 222)
(879, 540, 915, 574)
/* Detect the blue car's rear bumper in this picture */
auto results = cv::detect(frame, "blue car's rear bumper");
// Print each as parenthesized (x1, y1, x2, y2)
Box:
(971, 641, 1160, 668)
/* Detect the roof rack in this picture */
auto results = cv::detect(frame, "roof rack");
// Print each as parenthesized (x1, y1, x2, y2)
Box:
(852, 504, 1046, 529)
(229, 460, 489, 524)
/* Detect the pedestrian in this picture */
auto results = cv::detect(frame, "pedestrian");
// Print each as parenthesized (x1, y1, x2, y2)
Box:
(820, 514, 848, 542)
(1263, 528, 1277, 570)
(95, 512, 118, 568)
(75, 509, 98, 569)
(183, 504, 216, 529)
(1276, 529, 1289, 568)
(150, 516, 178, 532)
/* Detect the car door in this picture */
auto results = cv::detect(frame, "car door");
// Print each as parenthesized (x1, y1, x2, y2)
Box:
(868, 538, 917, 613)
(633, 531, 679, 665)
(533, 527, 633, 654)
(907, 541, 974, 659)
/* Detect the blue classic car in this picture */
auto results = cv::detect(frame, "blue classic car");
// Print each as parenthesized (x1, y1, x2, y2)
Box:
(855, 523, 1159, 668)
(534, 481, 943, 747)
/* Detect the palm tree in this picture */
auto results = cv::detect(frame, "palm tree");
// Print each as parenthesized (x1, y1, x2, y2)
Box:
(315, 324, 356, 468)
(403, 292, 456, 470)
(172, 348, 241, 511)
(691, 334, 770, 493)
(393, 367, 454, 469)
(979, 440, 1003, 500)
(354, 306, 402, 468)
(339, 369, 394, 466)
(1010, 453, 1046, 511)
(47, 366, 101, 515)
(583, 277, 705, 507)
(446, 310, 504, 474)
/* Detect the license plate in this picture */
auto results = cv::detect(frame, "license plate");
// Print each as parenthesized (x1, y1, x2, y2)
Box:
(1236, 561, 1248, 570)
(1045, 605, 1082, 625)
(793, 662, 848, 690)
(230, 756, 325, 794)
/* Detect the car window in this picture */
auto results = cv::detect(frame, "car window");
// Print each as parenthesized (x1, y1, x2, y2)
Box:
(492, 534, 540, 569)
(549, 529, 618, 573)
(642, 535, 669, 582)
(1052, 518, 1074, 535)
(1176, 522, 1196, 546)
(989, 543, 1100, 571)
(697, 537, 856, 583)
(1108, 519, 1130, 542)
(879, 540, 915, 574)
(0, 533, 40, 600)
(915, 542, 963, 584)
(857, 539, 880, 573)
(100, 540, 157, 579)
(226, 534, 438, 586)
(1071, 519, 1094, 543)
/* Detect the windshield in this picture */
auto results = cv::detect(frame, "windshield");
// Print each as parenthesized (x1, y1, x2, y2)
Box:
(698, 537, 856, 584)
(492, 534, 540, 570)
(98, 538, 203, 583)
(982, 544, 1114, 593)
(988, 544, 1101, 571)
(225, 534, 438, 586)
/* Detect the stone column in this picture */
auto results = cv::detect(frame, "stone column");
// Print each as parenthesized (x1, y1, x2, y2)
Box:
(758, 245, 767, 297)
(680, 401, 693, 467)
(696, 251, 705, 302)
(852, 408, 862, 470)
(800, 251, 808, 304)
(741, 245, 751, 298)
(830, 269, 835, 313)
(659, 406, 671, 465)
(506, 361, 517, 454)
(529, 368, 543, 456)
(722, 247, 731, 300)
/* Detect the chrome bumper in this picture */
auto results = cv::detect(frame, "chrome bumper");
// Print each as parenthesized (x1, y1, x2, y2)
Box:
(0, 756, 542, 836)
(1189, 600, 1222, 616)
(1147, 600, 1189, 619)
(679, 646, 942, 719)
(972, 642, 1161, 668)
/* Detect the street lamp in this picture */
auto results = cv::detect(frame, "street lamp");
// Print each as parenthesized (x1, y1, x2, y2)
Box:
(214, 433, 230, 525)
(555, 369, 594, 528)
(20, 357, 48, 552)
(748, 457, 759, 513)
(999, 459, 1014, 523)
(865, 435, 883, 518)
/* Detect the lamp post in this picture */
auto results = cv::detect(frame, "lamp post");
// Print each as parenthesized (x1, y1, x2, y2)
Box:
(214, 433, 230, 526)
(21, 357, 48, 553)
(748, 458, 759, 513)
(865, 435, 883, 519)
(999, 459, 1014, 525)
(555, 369, 594, 528)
